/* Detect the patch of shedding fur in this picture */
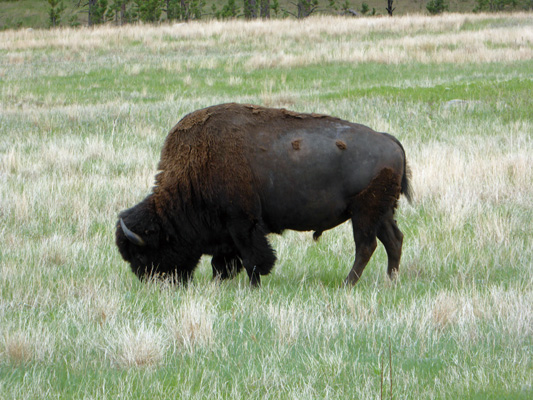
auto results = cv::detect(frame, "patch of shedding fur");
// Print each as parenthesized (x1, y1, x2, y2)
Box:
(335, 140, 347, 150)
(291, 139, 301, 150)
(352, 167, 401, 230)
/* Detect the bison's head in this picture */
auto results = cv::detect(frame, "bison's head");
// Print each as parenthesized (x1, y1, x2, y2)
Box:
(115, 197, 198, 284)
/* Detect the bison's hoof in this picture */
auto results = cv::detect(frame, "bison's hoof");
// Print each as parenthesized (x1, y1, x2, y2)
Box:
(388, 269, 399, 282)
(343, 272, 361, 286)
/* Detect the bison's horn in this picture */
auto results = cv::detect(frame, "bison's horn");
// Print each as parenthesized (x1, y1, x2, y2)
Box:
(120, 218, 146, 247)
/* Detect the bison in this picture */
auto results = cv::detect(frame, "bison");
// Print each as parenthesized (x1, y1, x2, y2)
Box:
(116, 103, 412, 286)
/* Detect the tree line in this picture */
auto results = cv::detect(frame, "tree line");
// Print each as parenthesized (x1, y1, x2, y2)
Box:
(46, 0, 533, 27)
(48, 0, 352, 26)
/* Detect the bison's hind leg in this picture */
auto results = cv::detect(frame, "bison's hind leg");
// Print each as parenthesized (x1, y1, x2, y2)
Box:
(345, 168, 402, 285)
(377, 210, 404, 279)
(345, 223, 378, 286)
(228, 220, 276, 287)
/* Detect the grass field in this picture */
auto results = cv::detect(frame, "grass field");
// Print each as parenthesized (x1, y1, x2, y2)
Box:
(1, 12, 532, 399)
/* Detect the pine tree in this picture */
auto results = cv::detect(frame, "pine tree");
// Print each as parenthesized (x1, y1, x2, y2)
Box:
(259, 0, 270, 18)
(427, 0, 449, 14)
(220, 0, 238, 18)
(133, 0, 162, 22)
(47, 0, 65, 27)
(244, 0, 258, 19)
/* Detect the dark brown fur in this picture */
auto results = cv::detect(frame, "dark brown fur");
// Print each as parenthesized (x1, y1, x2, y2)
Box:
(351, 168, 401, 231)
(116, 103, 412, 286)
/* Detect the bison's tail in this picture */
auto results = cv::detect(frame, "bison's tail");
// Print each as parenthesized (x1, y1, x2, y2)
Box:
(382, 132, 413, 204)
(401, 161, 413, 204)
(391, 134, 413, 204)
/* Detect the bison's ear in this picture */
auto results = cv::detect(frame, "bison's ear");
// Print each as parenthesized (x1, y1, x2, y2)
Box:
(120, 219, 146, 247)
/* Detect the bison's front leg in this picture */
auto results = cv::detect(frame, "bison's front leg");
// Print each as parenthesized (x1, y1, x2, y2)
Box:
(247, 266, 261, 287)
(211, 253, 243, 280)
(227, 220, 276, 287)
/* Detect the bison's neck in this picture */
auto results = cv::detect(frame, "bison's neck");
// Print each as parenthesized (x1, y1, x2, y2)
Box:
(151, 181, 223, 249)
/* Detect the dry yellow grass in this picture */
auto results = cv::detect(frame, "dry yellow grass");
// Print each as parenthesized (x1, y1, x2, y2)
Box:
(2, 13, 532, 67)
(106, 323, 166, 368)
(167, 297, 216, 351)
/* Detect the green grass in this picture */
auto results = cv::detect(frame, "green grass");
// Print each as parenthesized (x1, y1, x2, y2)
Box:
(1, 13, 532, 399)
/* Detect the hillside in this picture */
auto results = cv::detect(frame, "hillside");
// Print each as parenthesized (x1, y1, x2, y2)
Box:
(1, 0, 484, 30)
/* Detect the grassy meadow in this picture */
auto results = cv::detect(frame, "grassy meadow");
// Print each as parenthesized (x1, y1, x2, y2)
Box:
(1, 13, 532, 399)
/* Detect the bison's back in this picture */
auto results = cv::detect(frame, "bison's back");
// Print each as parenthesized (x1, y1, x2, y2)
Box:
(157, 103, 405, 234)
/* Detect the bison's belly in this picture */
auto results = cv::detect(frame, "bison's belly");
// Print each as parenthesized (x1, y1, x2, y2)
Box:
(260, 192, 351, 234)
(256, 166, 354, 234)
